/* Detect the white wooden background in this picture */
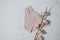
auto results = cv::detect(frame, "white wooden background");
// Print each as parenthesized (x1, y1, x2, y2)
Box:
(0, 0, 60, 40)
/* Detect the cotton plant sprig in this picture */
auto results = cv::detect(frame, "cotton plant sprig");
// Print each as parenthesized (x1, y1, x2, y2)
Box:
(34, 7, 51, 40)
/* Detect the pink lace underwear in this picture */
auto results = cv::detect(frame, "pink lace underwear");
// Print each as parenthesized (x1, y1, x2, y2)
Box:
(24, 6, 42, 32)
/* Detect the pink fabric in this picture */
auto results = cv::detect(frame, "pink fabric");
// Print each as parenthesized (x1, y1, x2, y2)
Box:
(24, 6, 42, 32)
